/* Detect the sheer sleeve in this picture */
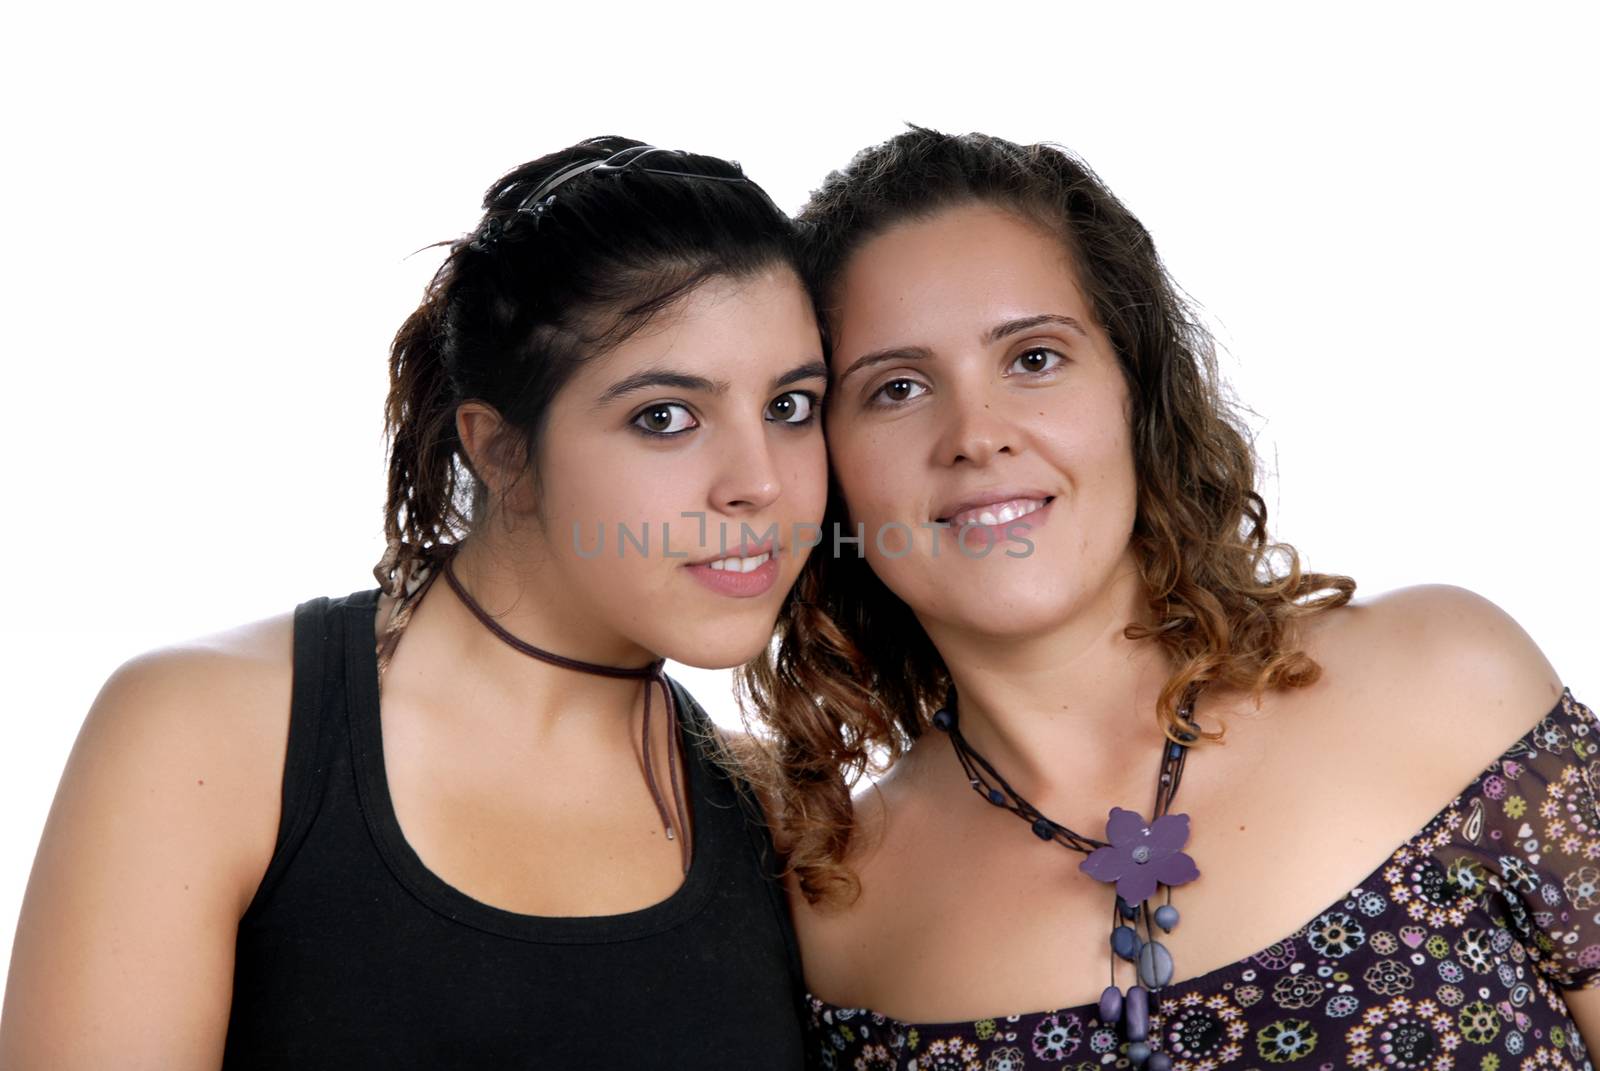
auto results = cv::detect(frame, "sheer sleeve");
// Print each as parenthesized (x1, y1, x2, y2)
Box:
(1461, 689, 1600, 989)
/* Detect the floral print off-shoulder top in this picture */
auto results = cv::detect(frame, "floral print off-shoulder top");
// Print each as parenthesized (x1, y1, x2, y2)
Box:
(808, 690, 1600, 1071)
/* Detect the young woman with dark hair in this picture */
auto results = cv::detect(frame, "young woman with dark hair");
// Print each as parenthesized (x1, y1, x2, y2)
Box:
(739, 128, 1597, 1069)
(1, 136, 825, 1068)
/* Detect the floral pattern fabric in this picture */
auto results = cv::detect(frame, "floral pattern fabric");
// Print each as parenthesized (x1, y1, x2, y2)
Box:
(808, 690, 1600, 1071)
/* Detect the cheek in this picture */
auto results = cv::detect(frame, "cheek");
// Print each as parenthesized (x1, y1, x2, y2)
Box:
(1038, 372, 1136, 485)
(536, 436, 691, 558)
(1034, 410, 1140, 556)
(1058, 419, 1132, 488)
(827, 419, 916, 525)
(1089, 414, 1138, 511)
(781, 431, 830, 519)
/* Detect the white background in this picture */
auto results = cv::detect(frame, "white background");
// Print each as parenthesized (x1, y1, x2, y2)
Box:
(1, 2, 1595, 1011)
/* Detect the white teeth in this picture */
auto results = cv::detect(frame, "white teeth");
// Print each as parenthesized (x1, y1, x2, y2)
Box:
(708, 552, 771, 573)
(996, 500, 1043, 524)
(949, 498, 1046, 528)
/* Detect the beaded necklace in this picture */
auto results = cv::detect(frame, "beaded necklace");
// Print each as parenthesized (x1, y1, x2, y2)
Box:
(932, 686, 1202, 1071)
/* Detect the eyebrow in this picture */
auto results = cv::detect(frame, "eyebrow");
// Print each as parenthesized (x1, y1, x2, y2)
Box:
(836, 313, 1088, 385)
(596, 360, 829, 406)
(774, 360, 830, 388)
(984, 313, 1088, 344)
(834, 346, 933, 385)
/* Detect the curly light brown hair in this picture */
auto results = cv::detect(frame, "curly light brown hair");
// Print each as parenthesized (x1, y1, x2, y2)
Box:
(735, 127, 1356, 907)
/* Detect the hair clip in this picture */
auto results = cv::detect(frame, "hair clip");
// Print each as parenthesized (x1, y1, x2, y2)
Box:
(520, 194, 557, 227)
(468, 216, 504, 253)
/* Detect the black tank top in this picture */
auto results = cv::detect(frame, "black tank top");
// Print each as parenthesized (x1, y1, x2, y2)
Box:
(221, 589, 807, 1068)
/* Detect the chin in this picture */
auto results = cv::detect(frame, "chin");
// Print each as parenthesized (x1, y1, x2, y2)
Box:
(946, 594, 1081, 640)
(648, 619, 773, 672)
(885, 565, 1084, 639)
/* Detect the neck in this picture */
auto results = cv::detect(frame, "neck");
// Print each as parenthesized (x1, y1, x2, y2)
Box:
(403, 536, 690, 868)
(401, 537, 661, 735)
(914, 554, 1173, 806)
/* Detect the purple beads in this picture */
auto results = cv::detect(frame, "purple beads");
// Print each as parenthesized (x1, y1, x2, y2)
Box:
(1137, 940, 1175, 988)
(1112, 925, 1140, 961)
(1099, 984, 1123, 1024)
(1125, 985, 1150, 1041)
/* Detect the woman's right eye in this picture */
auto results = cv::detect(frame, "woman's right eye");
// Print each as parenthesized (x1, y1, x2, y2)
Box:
(631, 403, 698, 436)
(869, 377, 928, 407)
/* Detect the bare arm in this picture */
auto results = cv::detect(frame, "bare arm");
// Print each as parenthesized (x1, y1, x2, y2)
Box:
(1563, 989, 1600, 1059)
(0, 617, 292, 1069)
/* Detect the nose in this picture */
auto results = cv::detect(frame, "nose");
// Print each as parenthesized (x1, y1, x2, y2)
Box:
(709, 423, 783, 515)
(936, 390, 1018, 468)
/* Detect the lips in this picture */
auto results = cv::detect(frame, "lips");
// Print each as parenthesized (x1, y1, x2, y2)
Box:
(684, 538, 782, 598)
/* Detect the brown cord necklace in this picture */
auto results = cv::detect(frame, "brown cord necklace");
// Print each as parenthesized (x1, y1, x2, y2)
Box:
(439, 557, 691, 874)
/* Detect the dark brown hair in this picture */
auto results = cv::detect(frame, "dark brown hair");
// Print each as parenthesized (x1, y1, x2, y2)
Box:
(377, 136, 799, 592)
(737, 127, 1356, 905)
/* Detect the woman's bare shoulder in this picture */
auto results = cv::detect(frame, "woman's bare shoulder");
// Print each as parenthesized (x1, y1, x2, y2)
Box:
(94, 612, 296, 759)
(115, 610, 295, 674)
(1, 612, 300, 1064)
(1299, 583, 1564, 763)
(71, 610, 298, 882)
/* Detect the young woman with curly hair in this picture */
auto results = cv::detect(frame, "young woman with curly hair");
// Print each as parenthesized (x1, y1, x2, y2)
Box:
(2, 137, 825, 1068)
(739, 128, 1598, 1069)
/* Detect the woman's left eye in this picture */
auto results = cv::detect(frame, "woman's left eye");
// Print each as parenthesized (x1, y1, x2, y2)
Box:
(632, 402, 698, 436)
(1010, 348, 1064, 375)
(766, 390, 819, 425)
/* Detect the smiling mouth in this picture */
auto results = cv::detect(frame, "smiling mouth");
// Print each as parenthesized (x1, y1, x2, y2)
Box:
(684, 542, 782, 599)
(937, 496, 1055, 527)
(706, 551, 772, 574)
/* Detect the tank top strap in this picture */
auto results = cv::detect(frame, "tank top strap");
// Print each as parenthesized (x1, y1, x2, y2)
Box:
(240, 589, 374, 920)
(663, 674, 806, 1004)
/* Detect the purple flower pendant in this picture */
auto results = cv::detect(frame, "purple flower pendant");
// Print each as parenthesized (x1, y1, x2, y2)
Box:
(1079, 807, 1200, 905)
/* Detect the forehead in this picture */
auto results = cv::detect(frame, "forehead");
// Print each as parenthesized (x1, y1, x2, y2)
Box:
(569, 267, 814, 380)
(831, 203, 1093, 355)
